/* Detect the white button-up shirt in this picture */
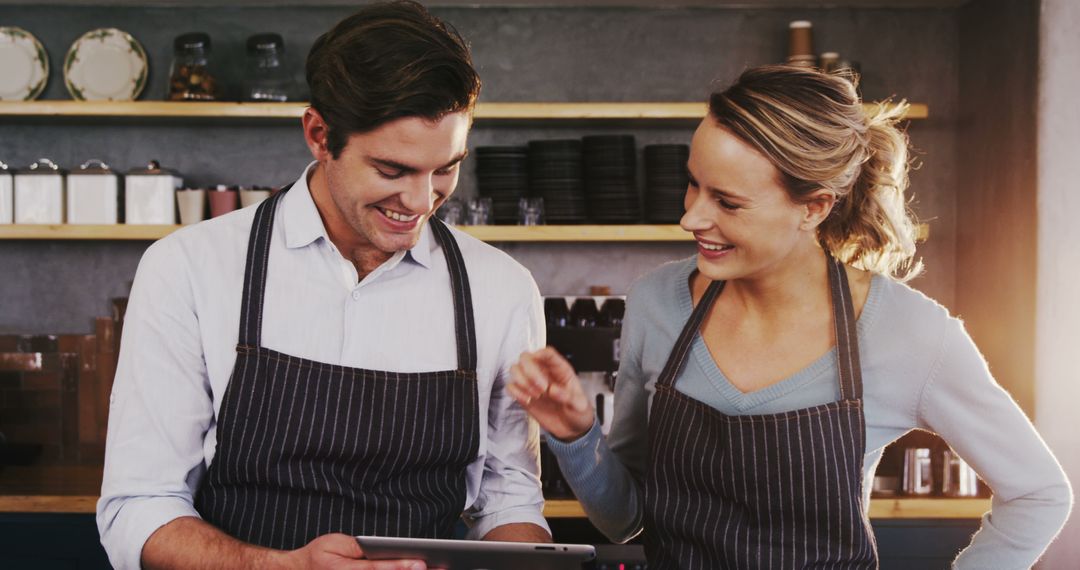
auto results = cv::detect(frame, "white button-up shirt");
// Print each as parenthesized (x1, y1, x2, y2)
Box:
(97, 162, 548, 569)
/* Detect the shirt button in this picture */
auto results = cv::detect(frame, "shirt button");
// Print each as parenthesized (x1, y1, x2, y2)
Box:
(352, 290, 360, 301)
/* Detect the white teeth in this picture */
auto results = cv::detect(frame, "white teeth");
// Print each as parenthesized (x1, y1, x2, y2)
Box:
(380, 207, 419, 222)
(699, 241, 732, 251)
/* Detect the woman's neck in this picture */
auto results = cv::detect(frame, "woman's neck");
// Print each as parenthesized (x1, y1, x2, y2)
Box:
(716, 241, 831, 322)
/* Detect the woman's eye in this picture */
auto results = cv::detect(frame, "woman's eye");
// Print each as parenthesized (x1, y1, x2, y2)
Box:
(717, 198, 740, 211)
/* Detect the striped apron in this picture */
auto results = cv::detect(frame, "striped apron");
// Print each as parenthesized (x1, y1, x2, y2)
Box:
(194, 186, 481, 550)
(643, 254, 878, 569)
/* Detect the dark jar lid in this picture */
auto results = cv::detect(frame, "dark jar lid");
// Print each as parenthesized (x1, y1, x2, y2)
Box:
(247, 33, 284, 55)
(174, 32, 211, 53)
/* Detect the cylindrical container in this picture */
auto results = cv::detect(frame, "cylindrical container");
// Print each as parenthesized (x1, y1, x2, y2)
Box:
(787, 21, 815, 67)
(208, 185, 239, 218)
(942, 450, 980, 497)
(902, 447, 933, 496)
(14, 158, 65, 224)
(544, 297, 570, 329)
(598, 298, 625, 328)
(168, 32, 218, 101)
(238, 186, 271, 208)
(570, 297, 599, 328)
(125, 161, 182, 224)
(0, 161, 12, 224)
(66, 159, 119, 224)
(243, 33, 290, 102)
(176, 187, 206, 225)
(819, 51, 840, 73)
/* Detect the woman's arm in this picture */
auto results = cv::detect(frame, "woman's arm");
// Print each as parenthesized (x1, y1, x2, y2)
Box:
(918, 319, 1073, 569)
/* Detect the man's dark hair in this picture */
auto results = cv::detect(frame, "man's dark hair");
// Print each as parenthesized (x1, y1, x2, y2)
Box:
(306, 1, 481, 158)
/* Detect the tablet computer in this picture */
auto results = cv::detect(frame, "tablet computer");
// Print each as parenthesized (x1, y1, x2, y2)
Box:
(355, 535, 597, 569)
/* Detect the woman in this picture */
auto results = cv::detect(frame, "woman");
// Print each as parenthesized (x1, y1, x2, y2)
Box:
(509, 65, 1072, 569)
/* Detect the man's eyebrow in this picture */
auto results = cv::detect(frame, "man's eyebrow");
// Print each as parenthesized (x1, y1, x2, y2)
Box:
(368, 151, 469, 173)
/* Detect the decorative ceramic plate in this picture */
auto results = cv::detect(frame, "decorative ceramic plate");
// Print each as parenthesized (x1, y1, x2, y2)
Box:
(64, 28, 147, 101)
(0, 27, 49, 101)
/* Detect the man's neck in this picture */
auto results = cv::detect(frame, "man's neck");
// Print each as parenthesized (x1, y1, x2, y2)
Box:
(306, 163, 394, 280)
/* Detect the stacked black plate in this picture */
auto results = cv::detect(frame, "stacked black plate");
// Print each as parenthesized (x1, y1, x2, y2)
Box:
(529, 140, 587, 223)
(474, 146, 529, 224)
(644, 144, 690, 223)
(583, 135, 640, 223)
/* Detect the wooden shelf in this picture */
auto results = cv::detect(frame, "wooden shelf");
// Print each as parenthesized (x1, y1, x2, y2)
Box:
(0, 494, 988, 518)
(546, 498, 989, 520)
(0, 101, 928, 121)
(0, 223, 929, 242)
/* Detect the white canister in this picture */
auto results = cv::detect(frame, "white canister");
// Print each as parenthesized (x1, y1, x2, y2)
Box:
(67, 160, 119, 224)
(125, 160, 182, 224)
(0, 161, 12, 224)
(14, 158, 66, 224)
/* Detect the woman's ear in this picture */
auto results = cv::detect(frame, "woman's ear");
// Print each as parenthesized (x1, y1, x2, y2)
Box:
(801, 189, 837, 231)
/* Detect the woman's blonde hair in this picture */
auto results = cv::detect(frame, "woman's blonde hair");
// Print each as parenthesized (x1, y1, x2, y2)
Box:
(708, 64, 922, 281)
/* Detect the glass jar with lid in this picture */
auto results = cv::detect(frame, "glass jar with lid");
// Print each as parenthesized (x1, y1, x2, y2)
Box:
(168, 32, 219, 101)
(243, 33, 291, 102)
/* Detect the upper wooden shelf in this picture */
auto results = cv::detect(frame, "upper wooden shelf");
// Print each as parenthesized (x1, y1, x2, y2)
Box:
(0, 101, 928, 121)
(0, 223, 929, 243)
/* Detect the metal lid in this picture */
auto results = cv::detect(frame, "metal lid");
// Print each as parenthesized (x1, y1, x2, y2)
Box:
(75, 159, 115, 175)
(247, 33, 284, 55)
(174, 32, 211, 53)
(127, 160, 176, 176)
(19, 158, 66, 175)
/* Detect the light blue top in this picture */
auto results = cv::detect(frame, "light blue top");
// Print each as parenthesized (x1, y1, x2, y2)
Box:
(548, 256, 1072, 569)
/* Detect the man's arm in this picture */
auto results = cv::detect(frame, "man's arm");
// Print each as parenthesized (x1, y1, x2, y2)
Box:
(463, 275, 552, 542)
(481, 523, 552, 543)
(96, 237, 221, 569)
(142, 517, 283, 569)
(144, 517, 427, 570)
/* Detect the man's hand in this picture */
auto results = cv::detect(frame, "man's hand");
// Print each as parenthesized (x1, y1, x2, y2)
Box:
(283, 533, 427, 570)
(142, 517, 426, 570)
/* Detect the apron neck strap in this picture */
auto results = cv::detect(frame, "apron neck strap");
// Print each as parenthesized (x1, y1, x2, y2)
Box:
(238, 184, 290, 350)
(826, 252, 863, 401)
(656, 252, 863, 401)
(427, 216, 478, 372)
(237, 185, 478, 372)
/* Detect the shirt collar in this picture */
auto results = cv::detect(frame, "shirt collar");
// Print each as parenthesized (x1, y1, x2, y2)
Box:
(282, 161, 328, 250)
(282, 161, 434, 270)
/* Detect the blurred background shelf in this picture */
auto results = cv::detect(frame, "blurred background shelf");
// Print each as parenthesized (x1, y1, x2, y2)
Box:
(0, 223, 930, 242)
(0, 101, 928, 121)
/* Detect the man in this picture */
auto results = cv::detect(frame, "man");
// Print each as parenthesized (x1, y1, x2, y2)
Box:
(97, 3, 551, 568)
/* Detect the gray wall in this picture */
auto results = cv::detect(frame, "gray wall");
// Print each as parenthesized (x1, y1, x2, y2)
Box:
(1036, 0, 1080, 565)
(0, 4, 958, 334)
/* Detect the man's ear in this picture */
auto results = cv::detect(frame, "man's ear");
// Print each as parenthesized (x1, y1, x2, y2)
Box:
(302, 107, 333, 162)
(801, 188, 837, 231)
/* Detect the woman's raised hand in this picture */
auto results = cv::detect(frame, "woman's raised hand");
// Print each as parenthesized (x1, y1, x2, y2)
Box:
(508, 346, 596, 442)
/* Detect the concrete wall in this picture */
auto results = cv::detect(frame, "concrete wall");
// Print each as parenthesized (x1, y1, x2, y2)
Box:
(0, 5, 959, 333)
(1035, 0, 1080, 565)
